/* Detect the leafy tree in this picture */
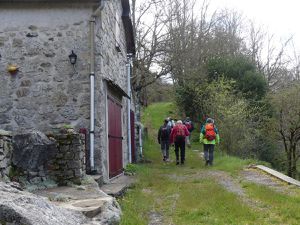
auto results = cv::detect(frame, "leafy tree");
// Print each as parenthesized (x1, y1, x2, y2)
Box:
(175, 82, 207, 121)
(201, 79, 253, 156)
(207, 56, 267, 100)
(271, 84, 300, 179)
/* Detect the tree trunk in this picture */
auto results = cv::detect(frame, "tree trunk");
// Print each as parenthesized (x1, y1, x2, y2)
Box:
(287, 150, 293, 177)
(291, 145, 298, 178)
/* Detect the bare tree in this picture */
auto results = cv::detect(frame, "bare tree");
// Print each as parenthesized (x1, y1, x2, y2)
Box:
(131, 0, 171, 94)
(289, 40, 300, 81)
(166, 1, 245, 85)
(247, 23, 293, 90)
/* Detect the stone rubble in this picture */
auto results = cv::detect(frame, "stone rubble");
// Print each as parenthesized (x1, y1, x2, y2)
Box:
(0, 180, 122, 225)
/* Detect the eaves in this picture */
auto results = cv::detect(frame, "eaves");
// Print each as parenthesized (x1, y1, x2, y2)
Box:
(0, 0, 100, 6)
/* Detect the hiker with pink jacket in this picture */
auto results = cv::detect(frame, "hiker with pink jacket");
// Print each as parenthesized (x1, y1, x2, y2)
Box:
(170, 120, 190, 165)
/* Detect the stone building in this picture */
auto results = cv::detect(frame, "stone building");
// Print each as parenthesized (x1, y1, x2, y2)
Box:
(0, 0, 135, 182)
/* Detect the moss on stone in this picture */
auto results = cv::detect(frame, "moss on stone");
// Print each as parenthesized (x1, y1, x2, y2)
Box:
(8, 165, 23, 181)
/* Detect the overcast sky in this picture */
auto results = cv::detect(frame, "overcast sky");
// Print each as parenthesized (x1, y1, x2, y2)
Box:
(209, 0, 300, 49)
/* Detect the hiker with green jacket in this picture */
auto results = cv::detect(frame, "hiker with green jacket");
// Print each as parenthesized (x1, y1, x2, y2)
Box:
(199, 118, 220, 166)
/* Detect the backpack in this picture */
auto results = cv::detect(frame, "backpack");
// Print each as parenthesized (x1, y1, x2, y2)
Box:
(167, 121, 173, 129)
(161, 126, 169, 139)
(205, 123, 216, 141)
(175, 124, 185, 138)
(185, 121, 193, 131)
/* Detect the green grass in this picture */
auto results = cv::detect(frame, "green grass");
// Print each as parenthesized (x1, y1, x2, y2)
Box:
(119, 102, 300, 225)
(142, 102, 177, 128)
(246, 183, 300, 224)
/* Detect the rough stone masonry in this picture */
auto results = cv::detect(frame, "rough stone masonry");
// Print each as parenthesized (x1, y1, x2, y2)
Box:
(0, 1, 131, 180)
(0, 129, 13, 181)
(0, 129, 86, 187)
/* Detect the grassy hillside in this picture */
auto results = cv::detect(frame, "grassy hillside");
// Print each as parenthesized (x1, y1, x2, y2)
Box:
(119, 102, 300, 225)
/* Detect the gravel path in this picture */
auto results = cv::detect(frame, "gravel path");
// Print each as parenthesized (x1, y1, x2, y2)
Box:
(241, 168, 299, 196)
(148, 211, 164, 225)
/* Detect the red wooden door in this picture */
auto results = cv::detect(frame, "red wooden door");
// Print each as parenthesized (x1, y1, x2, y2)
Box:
(108, 96, 123, 178)
(130, 110, 136, 162)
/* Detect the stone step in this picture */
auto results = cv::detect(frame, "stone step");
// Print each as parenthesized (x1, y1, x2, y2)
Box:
(100, 174, 135, 197)
(90, 174, 103, 186)
(32, 177, 122, 224)
(254, 165, 300, 187)
(58, 197, 111, 218)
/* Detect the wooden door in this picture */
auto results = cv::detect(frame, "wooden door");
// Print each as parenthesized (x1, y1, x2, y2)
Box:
(108, 96, 123, 178)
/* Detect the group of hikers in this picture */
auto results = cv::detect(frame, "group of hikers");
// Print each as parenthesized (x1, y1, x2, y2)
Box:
(157, 116, 220, 166)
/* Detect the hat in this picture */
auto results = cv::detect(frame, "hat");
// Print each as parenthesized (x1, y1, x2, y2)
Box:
(177, 120, 183, 124)
(206, 118, 214, 123)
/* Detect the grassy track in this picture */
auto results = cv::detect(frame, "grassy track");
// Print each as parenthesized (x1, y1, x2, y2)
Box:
(119, 102, 300, 225)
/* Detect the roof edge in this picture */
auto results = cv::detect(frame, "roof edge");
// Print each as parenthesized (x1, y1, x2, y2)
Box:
(0, 0, 100, 5)
(121, 0, 135, 55)
(105, 79, 130, 99)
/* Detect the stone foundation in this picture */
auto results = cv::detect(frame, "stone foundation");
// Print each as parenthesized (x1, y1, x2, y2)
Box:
(0, 130, 13, 181)
(0, 130, 86, 187)
(47, 132, 86, 185)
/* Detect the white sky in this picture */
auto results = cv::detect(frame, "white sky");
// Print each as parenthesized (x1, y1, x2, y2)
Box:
(209, 0, 300, 49)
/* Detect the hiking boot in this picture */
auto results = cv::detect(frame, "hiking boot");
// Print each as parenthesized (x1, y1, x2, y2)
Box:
(205, 160, 209, 166)
(176, 161, 180, 165)
(181, 161, 184, 165)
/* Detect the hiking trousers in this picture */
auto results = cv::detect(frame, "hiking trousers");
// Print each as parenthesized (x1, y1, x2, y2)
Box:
(204, 144, 214, 165)
(160, 140, 170, 159)
(174, 136, 186, 163)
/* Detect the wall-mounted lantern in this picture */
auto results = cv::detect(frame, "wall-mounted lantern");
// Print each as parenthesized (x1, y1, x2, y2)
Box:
(68, 50, 77, 74)
(68, 50, 77, 65)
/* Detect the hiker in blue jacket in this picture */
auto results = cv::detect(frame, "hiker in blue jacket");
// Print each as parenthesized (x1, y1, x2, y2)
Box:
(158, 119, 171, 162)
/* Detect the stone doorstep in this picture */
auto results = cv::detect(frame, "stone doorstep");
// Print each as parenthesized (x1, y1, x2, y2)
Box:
(100, 175, 136, 197)
(254, 165, 300, 187)
(56, 197, 112, 218)
(90, 174, 103, 186)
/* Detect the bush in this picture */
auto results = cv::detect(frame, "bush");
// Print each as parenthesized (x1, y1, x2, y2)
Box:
(201, 78, 268, 158)
(124, 163, 138, 175)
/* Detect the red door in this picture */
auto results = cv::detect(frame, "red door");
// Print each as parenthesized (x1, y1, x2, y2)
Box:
(130, 110, 136, 162)
(108, 96, 123, 178)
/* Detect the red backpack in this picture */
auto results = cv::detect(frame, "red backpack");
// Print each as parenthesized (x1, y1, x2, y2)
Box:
(175, 124, 185, 138)
(205, 123, 216, 141)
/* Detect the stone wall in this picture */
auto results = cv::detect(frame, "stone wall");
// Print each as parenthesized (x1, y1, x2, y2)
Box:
(0, 1, 132, 181)
(93, 1, 130, 178)
(0, 130, 13, 181)
(1, 130, 86, 186)
(0, 7, 92, 135)
(48, 132, 86, 185)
